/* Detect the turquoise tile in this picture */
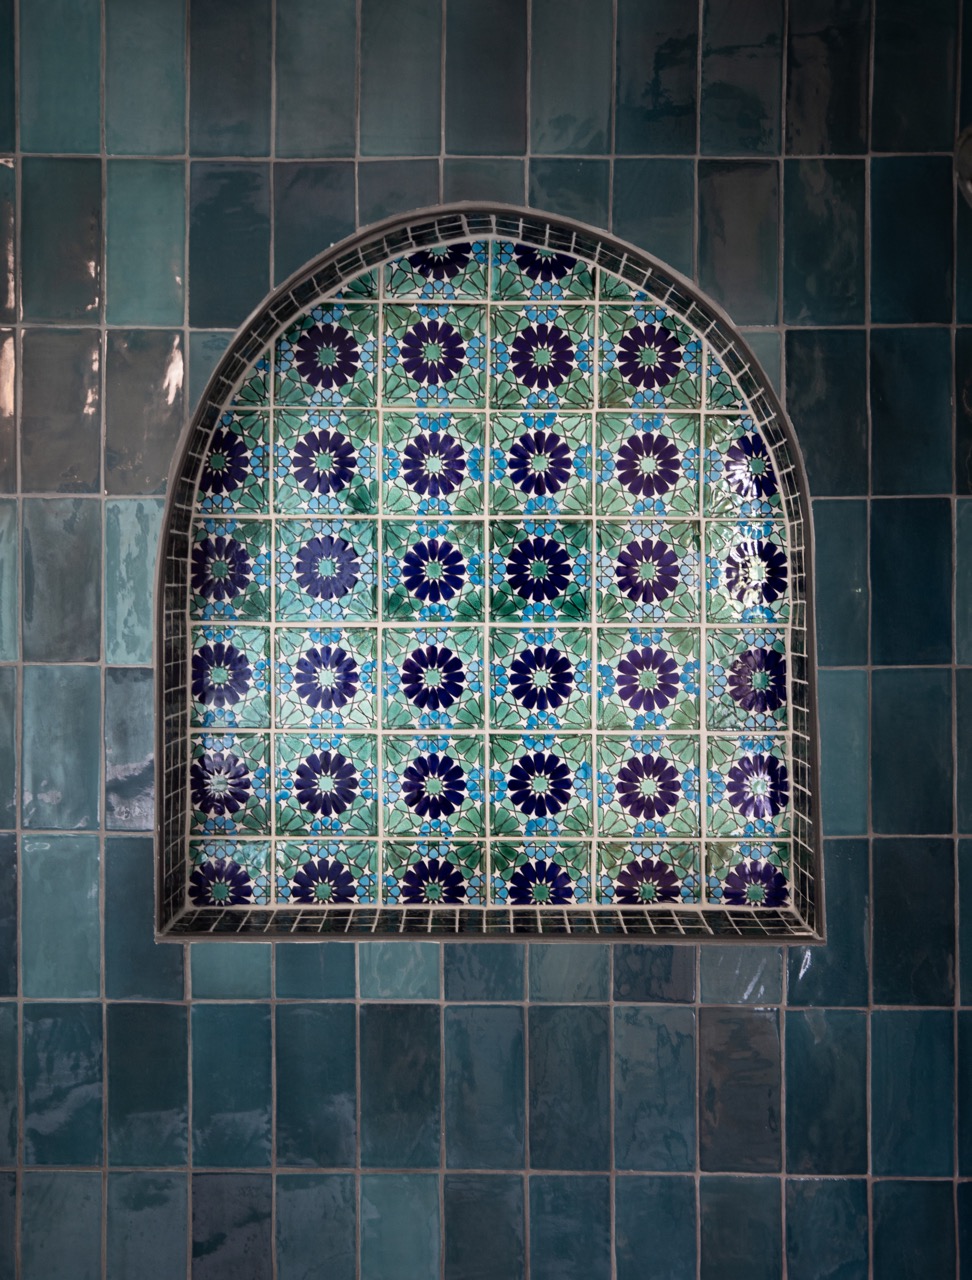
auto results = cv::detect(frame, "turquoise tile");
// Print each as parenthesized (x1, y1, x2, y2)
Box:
(192, 1005, 272, 1167)
(819, 669, 868, 836)
(872, 669, 952, 835)
(273, 162, 355, 285)
(529, 944, 609, 1001)
(359, 941, 439, 998)
(21, 835, 100, 998)
(0, 0, 11, 151)
(962, 1184, 972, 1280)
(615, 1006, 695, 1171)
(0, 164, 11, 326)
(445, 1005, 525, 1168)
(612, 159, 694, 277)
(22, 665, 100, 830)
(960, 841, 972, 1004)
(443, 159, 525, 204)
(189, 163, 270, 328)
(23, 499, 101, 661)
(959, 500, 972, 663)
(275, 0, 356, 158)
(19, 0, 100, 153)
(106, 161, 185, 325)
(444, 943, 524, 1001)
(699, 1008, 780, 1172)
(788, 840, 869, 1007)
(872, 0, 956, 151)
(107, 1004, 188, 1166)
(190, 0, 271, 156)
(786, 330, 868, 496)
(701, 1176, 781, 1280)
(189, 331, 232, 410)
(360, 0, 441, 156)
(530, 1006, 609, 1170)
(276, 1174, 356, 1280)
(105, 499, 164, 665)
(358, 159, 439, 226)
(105, 330, 185, 495)
(783, 159, 865, 325)
(107, 1174, 188, 1280)
(786, 1179, 868, 1280)
(529, 158, 609, 228)
(0, 1005, 14, 1162)
(21, 1173, 101, 1280)
(275, 942, 355, 999)
(276, 1005, 356, 1167)
(0, 500, 14, 660)
(699, 160, 779, 325)
(962, 672, 972, 832)
(813, 500, 868, 665)
(872, 838, 954, 1004)
(360, 1005, 440, 1167)
(740, 329, 781, 394)
(444, 1175, 525, 1280)
(701, 0, 783, 155)
(21, 330, 101, 493)
(23, 1002, 103, 1165)
(873, 1181, 954, 1280)
(191, 942, 272, 998)
(530, 0, 612, 154)
(872, 1010, 953, 1175)
(21, 158, 102, 322)
(956, 330, 972, 493)
(785, 0, 869, 154)
(616, 0, 698, 154)
(360, 1174, 439, 1280)
(616, 1176, 696, 1280)
(959, 1012, 972, 1171)
(105, 668, 154, 831)
(105, 837, 183, 1000)
(0, 668, 13, 829)
(701, 945, 782, 1003)
(871, 500, 951, 665)
(530, 1176, 610, 1280)
(0, 328, 13, 489)
(191, 1174, 271, 1279)
(786, 1010, 867, 1174)
(614, 944, 695, 1002)
(871, 328, 952, 494)
(105, 0, 185, 155)
(871, 157, 952, 324)
(446, 0, 527, 155)
(0, 834, 17, 996)
(0, 1173, 11, 1277)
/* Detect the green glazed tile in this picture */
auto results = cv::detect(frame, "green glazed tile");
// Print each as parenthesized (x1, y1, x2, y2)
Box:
(700, 0, 783, 155)
(106, 1174, 188, 1280)
(0, 498, 16, 660)
(530, 0, 612, 154)
(275, 1175, 356, 1280)
(529, 160, 610, 229)
(20, 0, 100, 152)
(107, 1004, 188, 1166)
(23, 1004, 103, 1166)
(23, 498, 101, 662)
(20, 330, 101, 493)
(189, 163, 271, 328)
(105, 836, 184, 1000)
(105, 668, 155, 831)
(0, 668, 13, 829)
(22, 665, 100, 830)
(21, 835, 100, 998)
(21, 1173, 102, 1280)
(0, 0, 12, 151)
(446, 0, 527, 155)
(106, 0, 186, 155)
(613, 159, 694, 277)
(105, 499, 164, 665)
(360, 1174, 439, 1280)
(106, 161, 185, 325)
(105, 330, 185, 495)
(274, 162, 355, 284)
(192, 1004, 272, 1167)
(191, 942, 272, 998)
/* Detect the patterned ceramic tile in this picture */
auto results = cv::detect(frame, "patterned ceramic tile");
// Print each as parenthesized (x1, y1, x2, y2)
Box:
(189, 840, 272, 906)
(491, 241, 595, 300)
(386, 241, 489, 300)
(706, 629, 788, 731)
(190, 624, 271, 729)
(706, 351, 745, 409)
(275, 839, 378, 905)
(382, 411, 485, 515)
(595, 412, 699, 516)
(490, 841, 592, 904)
(705, 841, 791, 908)
(232, 350, 271, 407)
(596, 840, 701, 904)
(195, 410, 270, 514)
(276, 303, 378, 407)
(275, 626, 378, 730)
(190, 519, 271, 621)
(599, 306, 701, 409)
(707, 736, 791, 838)
(704, 416, 781, 518)
(275, 518, 378, 621)
(382, 626, 484, 729)
(383, 519, 484, 621)
(383, 304, 486, 406)
(489, 626, 591, 730)
(596, 628, 699, 730)
(489, 519, 591, 622)
(382, 735, 486, 837)
(189, 734, 271, 835)
(705, 521, 789, 623)
(492, 306, 594, 408)
(383, 840, 485, 905)
(596, 734, 700, 837)
(489, 412, 593, 515)
(489, 734, 592, 838)
(273, 408, 378, 515)
(275, 733, 378, 836)
(596, 520, 700, 623)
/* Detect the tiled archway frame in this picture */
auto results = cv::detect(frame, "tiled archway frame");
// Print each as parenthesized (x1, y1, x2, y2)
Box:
(156, 206, 822, 940)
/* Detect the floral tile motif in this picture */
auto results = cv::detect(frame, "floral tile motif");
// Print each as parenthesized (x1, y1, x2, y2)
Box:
(489, 735, 592, 838)
(233, 350, 271, 407)
(382, 735, 486, 837)
(597, 520, 700, 623)
(196, 410, 270, 515)
(489, 519, 591, 622)
(707, 351, 745, 409)
(596, 628, 699, 730)
(706, 521, 789, 623)
(490, 412, 592, 515)
(707, 736, 791, 838)
(706, 841, 791, 908)
(383, 304, 486, 407)
(276, 839, 378, 905)
(190, 624, 271, 729)
(491, 306, 594, 409)
(383, 841, 485, 905)
(596, 412, 699, 517)
(383, 519, 484, 621)
(276, 733, 377, 836)
(334, 270, 379, 300)
(596, 840, 700, 905)
(273, 409, 378, 515)
(491, 842, 592, 905)
(382, 626, 484, 729)
(275, 518, 377, 622)
(275, 626, 378, 730)
(491, 242, 595, 301)
(189, 734, 271, 835)
(382, 411, 485, 515)
(189, 841, 271, 906)
(600, 306, 701, 409)
(386, 242, 489, 300)
(490, 626, 591, 730)
(707, 629, 787, 731)
(190, 519, 271, 621)
(276, 303, 378, 407)
(597, 735, 700, 838)
(704, 417, 781, 518)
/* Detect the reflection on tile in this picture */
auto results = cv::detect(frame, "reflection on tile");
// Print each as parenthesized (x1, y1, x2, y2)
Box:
(445, 1005, 524, 1169)
(105, 330, 185, 495)
(360, 1004, 440, 1168)
(701, 0, 783, 155)
(276, 1174, 356, 1280)
(360, 1174, 439, 1280)
(699, 1007, 780, 1172)
(23, 498, 101, 661)
(615, 1006, 695, 1171)
(529, 943, 609, 1001)
(191, 1174, 272, 1280)
(105, 499, 164, 665)
(21, 158, 102, 322)
(530, 0, 613, 154)
(615, 944, 695, 1003)
(785, 0, 869, 154)
(20, 329, 101, 492)
(106, 1174, 188, 1280)
(105, 668, 154, 831)
(23, 1003, 103, 1166)
(276, 1004, 356, 1167)
(530, 1175, 610, 1280)
(616, 0, 698, 154)
(22, 665, 100, 830)
(701, 945, 781, 1004)
(21, 835, 100, 998)
(107, 1004, 188, 1167)
(21, 1173, 102, 1280)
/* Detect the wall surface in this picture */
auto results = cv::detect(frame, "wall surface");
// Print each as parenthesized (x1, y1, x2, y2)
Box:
(0, 0, 969, 1276)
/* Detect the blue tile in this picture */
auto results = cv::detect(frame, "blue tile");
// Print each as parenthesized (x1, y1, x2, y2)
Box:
(701, 945, 782, 1004)
(530, 0, 612, 154)
(742, 329, 782, 394)
(21, 158, 102, 322)
(105, 836, 184, 1000)
(789, 840, 868, 1006)
(956, 330, 972, 494)
(107, 1004, 188, 1167)
(444, 942, 524, 1001)
(612, 159, 694, 278)
(786, 331, 868, 496)
(105, 668, 154, 831)
(191, 942, 272, 998)
(958, 1011, 972, 1172)
(530, 1176, 610, 1280)
(614, 944, 695, 1002)
(360, 1174, 439, 1280)
(0, 166, 11, 327)
(360, 0, 441, 156)
(21, 329, 101, 493)
(0, 670, 15, 830)
(529, 1006, 609, 1170)
(699, 1008, 780, 1172)
(0, 500, 15, 660)
(446, 0, 527, 155)
(275, 1174, 356, 1280)
(189, 163, 270, 328)
(105, 500, 164, 665)
(785, 0, 869, 154)
(616, 1176, 696, 1280)
(701, 0, 783, 154)
(614, 1006, 695, 1171)
(872, 0, 957, 151)
(22, 665, 100, 830)
(960, 501, 972, 663)
(276, 1005, 356, 1167)
(19, 0, 100, 153)
(785, 1010, 867, 1174)
(188, 331, 232, 411)
(871, 1009, 953, 1176)
(275, 942, 355, 999)
(190, 0, 271, 156)
(0, 1005, 15, 1163)
(871, 157, 953, 324)
(21, 1173, 101, 1280)
(783, 160, 865, 325)
(273, 162, 355, 285)
(871, 328, 952, 494)
(819, 669, 868, 836)
(445, 1005, 525, 1169)
(443, 159, 525, 205)
(812, 501, 868, 665)
(23, 498, 101, 662)
(873, 837, 954, 1004)
(0, 0, 11, 151)
(360, 1004, 440, 1167)
(105, 330, 185, 495)
(23, 1002, 103, 1166)
(529, 943, 609, 1001)
(106, 1174, 187, 1280)
(0, 328, 12, 492)
(871, 500, 951, 665)
(192, 1005, 272, 1167)
(191, 1174, 271, 1280)
(21, 835, 100, 998)
(616, 0, 698, 155)
(959, 671, 972, 833)
(528, 159, 610, 229)
(786, 1179, 868, 1280)
(873, 1181, 955, 1280)
(872, 669, 953, 835)
(962, 1182, 972, 1280)
(444, 1175, 524, 1280)
(699, 160, 779, 325)
(701, 1176, 781, 1280)
(0, 1172, 11, 1277)
(275, 0, 355, 158)
(960, 841, 972, 1004)
(0, 834, 17, 996)
(106, 161, 186, 325)
(105, 0, 186, 155)
(357, 159, 439, 226)
(359, 941, 439, 999)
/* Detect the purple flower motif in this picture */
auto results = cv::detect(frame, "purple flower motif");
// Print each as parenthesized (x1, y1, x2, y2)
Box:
(507, 429, 573, 496)
(191, 536, 252, 602)
(505, 535, 572, 604)
(615, 753, 681, 822)
(615, 857, 681, 904)
(295, 750, 359, 817)
(201, 425, 249, 496)
(402, 538, 466, 604)
(401, 856, 467, 904)
(727, 648, 786, 714)
(617, 324, 682, 391)
(408, 244, 471, 280)
(295, 535, 360, 601)
(615, 538, 680, 604)
(190, 752, 251, 817)
(192, 641, 252, 709)
(402, 432, 466, 498)
(724, 540, 787, 608)
(615, 646, 680, 713)
(400, 644, 465, 712)
(189, 857, 254, 907)
(401, 753, 467, 821)
(724, 434, 778, 501)
(295, 323, 361, 390)
(292, 428, 357, 496)
(615, 433, 681, 499)
(401, 319, 465, 385)
(726, 753, 789, 820)
(291, 856, 356, 904)
(511, 323, 575, 391)
(508, 645, 574, 713)
(723, 859, 789, 908)
(507, 751, 573, 819)
(295, 645, 360, 711)
(512, 245, 577, 282)
(508, 858, 574, 905)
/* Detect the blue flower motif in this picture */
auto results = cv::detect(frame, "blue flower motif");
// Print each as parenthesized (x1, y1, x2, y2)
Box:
(191, 752, 250, 817)
(189, 857, 254, 907)
(295, 645, 359, 712)
(401, 644, 465, 712)
(507, 751, 572, 819)
(291, 856, 356, 904)
(402, 753, 467, 821)
(192, 535, 252, 602)
(192, 641, 251, 709)
(401, 856, 467, 904)
(402, 538, 466, 604)
(509, 645, 574, 713)
(295, 750, 358, 817)
(508, 858, 573, 905)
(506, 535, 572, 603)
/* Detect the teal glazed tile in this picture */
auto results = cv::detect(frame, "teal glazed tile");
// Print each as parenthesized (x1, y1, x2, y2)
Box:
(614, 944, 695, 1002)
(961, 672, 972, 832)
(786, 1010, 867, 1174)
(871, 500, 951, 665)
(699, 1007, 781, 1172)
(957, 330, 972, 493)
(960, 500, 972, 663)
(21, 835, 100, 998)
(0, 1173, 11, 1276)
(105, 330, 185, 494)
(0, 835, 15, 996)
(360, 0, 440, 156)
(960, 841, 972, 1003)
(785, 0, 870, 154)
(190, 0, 271, 156)
(276, 1174, 356, 1280)
(189, 163, 270, 328)
(529, 1176, 610, 1280)
(530, 0, 612, 154)
(357, 160, 439, 226)
(0, 669, 13, 830)
(871, 157, 953, 324)
(788, 840, 868, 1006)
(20, 329, 101, 492)
(701, 1176, 781, 1280)
(701, 0, 783, 155)
(446, 0, 527, 155)
(273, 163, 355, 284)
(0, 1005, 14, 1162)
(21, 1173, 102, 1280)
(783, 160, 865, 325)
(443, 159, 525, 204)
(275, 941, 355, 998)
(105, 837, 184, 1000)
(276, 1004, 356, 1166)
(19, 0, 100, 152)
(617, 1177, 696, 1280)
(191, 942, 272, 998)
(360, 1004, 440, 1167)
(107, 1004, 188, 1167)
(276, 0, 355, 158)
(529, 1006, 609, 1170)
(107, 1174, 188, 1280)
(698, 161, 779, 325)
(21, 158, 102, 322)
(192, 1175, 272, 1280)
(872, 669, 952, 835)
(23, 499, 101, 661)
(528, 160, 610, 230)
(616, 0, 698, 154)
(873, 1181, 954, 1280)
(0, 329, 12, 491)
(741, 331, 780, 394)
(612, 159, 694, 278)
(106, 0, 186, 155)
(444, 1175, 525, 1280)
(701, 945, 782, 1003)
(359, 941, 439, 999)
(444, 943, 525, 1001)
(785, 329, 867, 495)
(529, 943, 609, 1001)
(192, 1004, 272, 1167)
(0, 165, 11, 325)
(614, 1006, 696, 1171)
(872, 837, 954, 1004)
(960, 1013, 972, 1171)
(819, 669, 867, 836)
(106, 161, 185, 325)
(0, 0, 11, 151)
(871, 328, 952, 494)
(23, 1003, 103, 1166)
(105, 668, 154, 831)
(189, 331, 232, 410)
(960, 200, 972, 326)
(0, 500, 14, 660)
(105, 499, 164, 664)
(872, 1010, 953, 1176)
(445, 1006, 525, 1169)
(786, 1179, 868, 1280)
(812, 500, 868, 665)
(872, 0, 956, 151)
(360, 1174, 439, 1280)
(22, 665, 100, 830)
